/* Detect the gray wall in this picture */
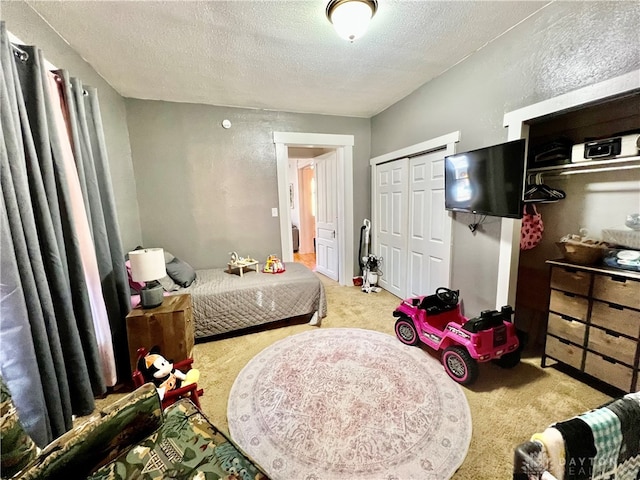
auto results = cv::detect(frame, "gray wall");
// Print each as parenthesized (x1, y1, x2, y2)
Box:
(370, 2, 640, 315)
(125, 99, 370, 269)
(6, 0, 638, 311)
(2, 1, 142, 252)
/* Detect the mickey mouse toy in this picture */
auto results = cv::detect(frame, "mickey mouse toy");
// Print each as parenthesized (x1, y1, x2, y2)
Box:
(137, 346, 200, 400)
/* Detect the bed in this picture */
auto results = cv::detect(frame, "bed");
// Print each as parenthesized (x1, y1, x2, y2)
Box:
(178, 262, 327, 339)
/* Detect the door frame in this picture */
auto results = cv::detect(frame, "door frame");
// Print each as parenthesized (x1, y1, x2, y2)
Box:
(370, 131, 460, 294)
(274, 132, 355, 286)
(499, 70, 640, 310)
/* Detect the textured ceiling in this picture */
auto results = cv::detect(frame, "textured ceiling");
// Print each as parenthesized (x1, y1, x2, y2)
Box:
(25, 0, 549, 118)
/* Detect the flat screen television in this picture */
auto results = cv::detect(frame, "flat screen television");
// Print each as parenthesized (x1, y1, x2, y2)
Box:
(444, 139, 526, 219)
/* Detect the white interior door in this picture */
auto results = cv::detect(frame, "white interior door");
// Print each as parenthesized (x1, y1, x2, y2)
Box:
(315, 152, 339, 280)
(375, 159, 409, 297)
(407, 150, 452, 297)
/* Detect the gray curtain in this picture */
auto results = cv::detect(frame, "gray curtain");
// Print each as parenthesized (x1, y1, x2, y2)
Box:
(0, 22, 130, 445)
(0, 188, 51, 447)
(59, 73, 132, 381)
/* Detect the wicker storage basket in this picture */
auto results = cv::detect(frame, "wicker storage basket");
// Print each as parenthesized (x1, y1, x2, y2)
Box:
(556, 241, 607, 265)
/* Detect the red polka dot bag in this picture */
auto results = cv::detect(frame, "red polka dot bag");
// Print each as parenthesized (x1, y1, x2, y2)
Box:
(520, 204, 544, 250)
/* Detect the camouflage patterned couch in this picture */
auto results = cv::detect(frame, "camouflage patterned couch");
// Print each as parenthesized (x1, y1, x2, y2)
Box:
(1, 381, 269, 480)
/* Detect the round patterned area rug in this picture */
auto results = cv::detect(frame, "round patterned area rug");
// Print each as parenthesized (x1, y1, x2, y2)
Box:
(228, 328, 472, 480)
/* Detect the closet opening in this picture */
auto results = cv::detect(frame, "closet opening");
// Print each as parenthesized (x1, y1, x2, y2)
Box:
(288, 148, 333, 272)
(502, 76, 640, 348)
(274, 132, 355, 286)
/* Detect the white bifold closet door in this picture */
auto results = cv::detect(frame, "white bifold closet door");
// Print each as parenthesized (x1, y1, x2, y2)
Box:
(375, 149, 451, 299)
(375, 159, 409, 297)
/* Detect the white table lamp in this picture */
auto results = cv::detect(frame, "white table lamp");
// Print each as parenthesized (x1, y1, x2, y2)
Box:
(129, 248, 166, 308)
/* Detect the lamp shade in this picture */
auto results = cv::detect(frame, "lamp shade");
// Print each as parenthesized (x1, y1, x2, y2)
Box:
(327, 0, 377, 42)
(128, 248, 166, 282)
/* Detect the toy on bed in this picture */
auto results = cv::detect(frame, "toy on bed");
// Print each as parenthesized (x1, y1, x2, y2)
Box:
(136, 346, 200, 402)
(228, 251, 257, 266)
(263, 254, 285, 274)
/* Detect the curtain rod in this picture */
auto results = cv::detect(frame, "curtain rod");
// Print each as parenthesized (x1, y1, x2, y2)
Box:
(11, 43, 29, 62)
(9, 30, 88, 96)
(8, 30, 57, 70)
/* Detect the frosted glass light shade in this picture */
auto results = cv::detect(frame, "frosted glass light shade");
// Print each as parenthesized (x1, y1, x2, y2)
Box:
(327, 0, 377, 42)
(129, 248, 166, 282)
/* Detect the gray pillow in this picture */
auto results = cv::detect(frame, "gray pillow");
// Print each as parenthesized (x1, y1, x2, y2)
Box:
(157, 275, 180, 292)
(166, 257, 196, 287)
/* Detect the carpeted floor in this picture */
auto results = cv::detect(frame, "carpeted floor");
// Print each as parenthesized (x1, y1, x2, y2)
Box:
(94, 272, 613, 479)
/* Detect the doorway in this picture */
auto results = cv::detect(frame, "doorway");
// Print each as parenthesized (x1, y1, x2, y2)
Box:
(274, 132, 355, 286)
(293, 160, 317, 270)
(500, 70, 639, 310)
(298, 164, 316, 255)
(288, 150, 339, 279)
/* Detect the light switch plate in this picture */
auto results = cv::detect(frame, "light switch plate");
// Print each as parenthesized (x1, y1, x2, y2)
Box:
(272, 207, 278, 217)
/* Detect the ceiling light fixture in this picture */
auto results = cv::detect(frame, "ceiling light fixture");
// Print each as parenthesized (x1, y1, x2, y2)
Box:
(326, 0, 378, 42)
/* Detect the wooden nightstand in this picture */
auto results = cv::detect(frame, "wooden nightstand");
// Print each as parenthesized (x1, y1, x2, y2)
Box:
(126, 294, 194, 374)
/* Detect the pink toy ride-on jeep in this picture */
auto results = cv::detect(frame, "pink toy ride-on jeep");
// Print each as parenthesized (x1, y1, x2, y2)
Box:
(393, 287, 520, 385)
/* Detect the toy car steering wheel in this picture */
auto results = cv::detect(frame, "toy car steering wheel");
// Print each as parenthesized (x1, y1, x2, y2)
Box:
(436, 287, 459, 306)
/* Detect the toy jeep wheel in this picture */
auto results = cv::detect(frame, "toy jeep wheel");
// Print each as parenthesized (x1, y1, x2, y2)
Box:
(493, 350, 521, 369)
(442, 346, 478, 385)
(395, 317, 419, 346)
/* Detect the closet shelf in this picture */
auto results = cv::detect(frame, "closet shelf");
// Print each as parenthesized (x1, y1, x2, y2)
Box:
(527, 155, 640, 175)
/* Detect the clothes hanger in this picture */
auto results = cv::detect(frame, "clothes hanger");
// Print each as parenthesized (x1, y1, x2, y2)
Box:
(524, 173, 566, 203)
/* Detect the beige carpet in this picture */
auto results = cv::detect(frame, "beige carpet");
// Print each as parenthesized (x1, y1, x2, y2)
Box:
(95, 273, 612, 479)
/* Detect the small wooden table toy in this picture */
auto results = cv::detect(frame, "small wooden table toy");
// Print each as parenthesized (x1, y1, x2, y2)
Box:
(227, 260, 259, 277)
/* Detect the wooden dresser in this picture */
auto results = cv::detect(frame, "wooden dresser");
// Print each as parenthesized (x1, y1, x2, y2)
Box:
(543, 260, 640, 392)
(126, 294, 195, 374)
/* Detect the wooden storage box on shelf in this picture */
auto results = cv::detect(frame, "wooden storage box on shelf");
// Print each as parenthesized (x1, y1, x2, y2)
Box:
(126, 294, 194, 374)
(545, 335, 584, 370)
(550, 267, 591, 296)
(592, 274, 640, 308)
(547, 313, 587, 345)
(584, 352, 635, 392)
(549, 290, 589, 322)
(590, 300, 640, 338)
(587, 326, 637, 366)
